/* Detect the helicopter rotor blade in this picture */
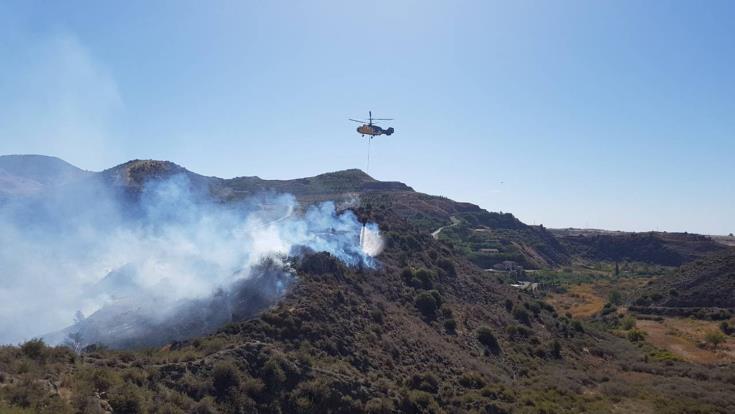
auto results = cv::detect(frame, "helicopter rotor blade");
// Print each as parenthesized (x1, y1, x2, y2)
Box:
(349, 119, 367, 123)
(371, 118, 393, 121)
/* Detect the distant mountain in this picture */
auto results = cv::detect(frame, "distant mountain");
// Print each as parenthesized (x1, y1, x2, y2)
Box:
(551, 228, 728, 266)
(0, 154, 91, 197)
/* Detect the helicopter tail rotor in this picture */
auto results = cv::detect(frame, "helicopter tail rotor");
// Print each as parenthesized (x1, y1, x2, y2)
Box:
(384, 127, 394, 136)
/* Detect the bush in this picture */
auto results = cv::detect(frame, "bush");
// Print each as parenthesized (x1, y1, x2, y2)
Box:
(407, 372, 439, 393)
(476, 327, 501, 354)
(571, 320, 584, 332)
(506, 325, 531, 340)
(608, 290, 623, 306)
(414, 291, 441, 318)
(20, 339, 46, 362)
(512, 307, 531, 325)
(549, 340, 562, 359)
(414, 268, 435, 289)
(212, 362, 240, 398)
(400, 390, 440, 413)
(620, 315, 636, 330)
(262, 356, 289, 390)
(89, 368, 120, 393)
(437, 258, 456, 277)
(400, 268, 413, 284)
(108, 384, 145, 414)
(365, 397, 396, 414)
(459, 372, 485, 389)
(627, 329, 646, 342)
(191, 398, 218, 414)
(601, 302, 617, 316)
(705, 330, 726, 349)
(443, 319, 457, 334)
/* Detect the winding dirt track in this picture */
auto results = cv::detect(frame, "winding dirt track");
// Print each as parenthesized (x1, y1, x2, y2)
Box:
(431, 216, 460, 239)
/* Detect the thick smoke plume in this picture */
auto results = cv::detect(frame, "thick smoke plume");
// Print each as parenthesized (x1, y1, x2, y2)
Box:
(0, 174, 382, 347)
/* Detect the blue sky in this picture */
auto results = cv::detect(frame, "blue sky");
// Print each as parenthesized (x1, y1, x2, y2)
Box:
(1, 1, 733, 234)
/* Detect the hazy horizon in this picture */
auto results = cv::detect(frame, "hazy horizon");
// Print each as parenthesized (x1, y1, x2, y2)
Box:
(1, 1, 733, 235)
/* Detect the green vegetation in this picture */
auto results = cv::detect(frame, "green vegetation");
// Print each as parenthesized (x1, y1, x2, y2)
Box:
(620, 315, 637, 330)
(704, 330, 726, 349)
(443, 318, 457, 334)
(607, 290, 622, 306)
(476, 327, 501, 354)
(414, 290, 442, 318)
(627, 329, 646, 343)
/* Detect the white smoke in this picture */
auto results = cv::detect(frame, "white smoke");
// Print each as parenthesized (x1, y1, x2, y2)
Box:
(360, 223, 385, 257)
(0, 174, 382, 345)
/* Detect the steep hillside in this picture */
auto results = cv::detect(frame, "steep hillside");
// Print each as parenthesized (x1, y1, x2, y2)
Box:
(0, 156, 570, 270)
(361, 192, 570, 269)
(635, 250, 735, 310)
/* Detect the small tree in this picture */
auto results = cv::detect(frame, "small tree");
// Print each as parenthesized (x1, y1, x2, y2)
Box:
(443, 319, 457, 334)
(212, 362, 241, 398)
(608, 290, 623, 306)
(627, 329, 646, 342)
(20, 338, 46, 361)
(621, 315, 636, 330)
(476, 326, 500, 354)
(719, 321, 733, 336)
(705, 330, 727, 350)
(415, 291, 440, 318)
(414, 268, 435, 289)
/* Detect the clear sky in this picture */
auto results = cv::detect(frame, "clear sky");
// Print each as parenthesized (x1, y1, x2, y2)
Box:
(1, 1, 733, 234)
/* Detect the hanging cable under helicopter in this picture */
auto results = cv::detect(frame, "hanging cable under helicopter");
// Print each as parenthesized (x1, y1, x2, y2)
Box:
(348, 111, 395, 175)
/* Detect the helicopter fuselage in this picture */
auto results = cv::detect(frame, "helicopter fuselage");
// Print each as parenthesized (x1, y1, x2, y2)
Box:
(357, 124, 394, 136)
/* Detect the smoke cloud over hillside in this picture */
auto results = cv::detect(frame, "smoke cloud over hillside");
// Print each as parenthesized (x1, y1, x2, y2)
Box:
(0, 175, 382, 346)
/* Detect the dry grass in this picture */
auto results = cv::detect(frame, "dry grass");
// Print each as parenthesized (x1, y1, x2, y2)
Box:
(548, 278, 652, 319)
(637, 317, 735, 364)
(548, 284, 608, 318)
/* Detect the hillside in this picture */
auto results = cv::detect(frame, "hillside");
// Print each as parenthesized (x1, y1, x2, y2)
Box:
(552, 228, 728, 266)
(0, 157, 569, 270)
(224, 169, 413, 202)
(635, 250, 735, 310)
(2, 156, 735, 413)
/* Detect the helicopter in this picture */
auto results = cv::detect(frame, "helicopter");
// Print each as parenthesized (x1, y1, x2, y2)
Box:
(349, 111, 395, 137)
